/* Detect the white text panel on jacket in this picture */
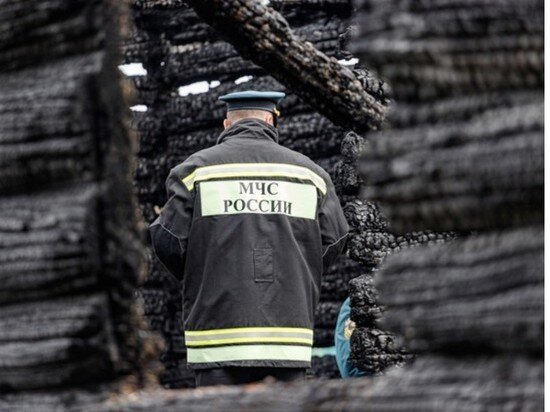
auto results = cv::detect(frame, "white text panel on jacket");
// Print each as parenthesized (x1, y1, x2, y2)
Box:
(200, 179, 318, 219)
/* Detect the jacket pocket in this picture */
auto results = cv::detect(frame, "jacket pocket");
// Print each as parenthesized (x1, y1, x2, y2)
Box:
(253, 248, 273, 283)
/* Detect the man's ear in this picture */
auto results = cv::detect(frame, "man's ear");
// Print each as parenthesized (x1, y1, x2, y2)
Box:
(265, 113, 274, 125)
(223, 118, 231, 129)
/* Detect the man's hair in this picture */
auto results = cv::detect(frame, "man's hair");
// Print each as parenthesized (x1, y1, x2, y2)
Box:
(227, 109, 273, 123)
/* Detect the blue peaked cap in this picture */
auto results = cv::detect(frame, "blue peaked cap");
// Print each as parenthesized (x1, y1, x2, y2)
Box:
(218, 90, 286, 116)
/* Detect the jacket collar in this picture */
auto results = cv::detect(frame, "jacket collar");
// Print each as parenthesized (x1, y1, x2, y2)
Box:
(216, 118, 279, 145)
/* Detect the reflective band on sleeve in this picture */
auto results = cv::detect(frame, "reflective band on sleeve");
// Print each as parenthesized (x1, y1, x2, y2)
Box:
(186, 326, 313, 336)
(185, 327, 314, 347)
(187, 344, 312, 364)
(186, 337, 313, 347)
(182, 163, 327, 195)
(200, 180, 317, 220)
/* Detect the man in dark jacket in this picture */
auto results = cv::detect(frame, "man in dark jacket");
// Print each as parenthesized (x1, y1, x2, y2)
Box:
(150, 90, 349, 387)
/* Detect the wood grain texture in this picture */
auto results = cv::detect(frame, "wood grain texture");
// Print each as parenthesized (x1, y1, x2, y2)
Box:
(376, 226, 543, 354)
(0, 0, 153, 392)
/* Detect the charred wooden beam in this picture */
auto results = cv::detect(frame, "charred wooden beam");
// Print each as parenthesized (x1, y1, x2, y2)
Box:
(359, 96, 543, 233)
(98, 355, 542, 411)
(375, 226, 543, 355)
(0, 0, 155, 393)
(185, 0, 388, 131)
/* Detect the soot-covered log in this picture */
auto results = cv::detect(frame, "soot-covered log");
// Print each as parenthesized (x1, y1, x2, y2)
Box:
(333, 132, 365, 196)
(344, 199, 456, 265)
(0, 389, 109, 411)
(387, 90, 543, 129)
(354, 0, 542, 35)
(102, 355, 542, 411)
(358, 355, 543, 411)
(350, 327, 412, 375)
(0, 0, 107, 72)
(376, 226, 543, 354)
(186, 0, 388, 131)
(359, 95, 543, 233)
(352, 0, 543, 101)
(0, 186, 101, 306)
(0, 54, 111, 194)
(0, 297, 114, 390)
(0, 0, 152, 393)
(348, 275, 382, 325)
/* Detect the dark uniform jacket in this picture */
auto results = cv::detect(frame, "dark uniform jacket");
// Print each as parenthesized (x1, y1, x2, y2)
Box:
(150, 119, 349, 369)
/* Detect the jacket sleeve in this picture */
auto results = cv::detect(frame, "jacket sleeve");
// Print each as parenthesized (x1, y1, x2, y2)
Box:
(318, 178, 349, 270)
(149, 168, 195, 281)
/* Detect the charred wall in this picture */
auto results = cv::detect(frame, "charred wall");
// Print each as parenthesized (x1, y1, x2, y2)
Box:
(0, 0, 152, 406)
(347, 0, 544, 405)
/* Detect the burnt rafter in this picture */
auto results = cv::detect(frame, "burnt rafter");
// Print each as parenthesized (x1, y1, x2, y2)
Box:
(185, 0, 389, 132)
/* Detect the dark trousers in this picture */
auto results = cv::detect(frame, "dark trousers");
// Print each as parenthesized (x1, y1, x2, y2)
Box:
(194, 367, 306, 387)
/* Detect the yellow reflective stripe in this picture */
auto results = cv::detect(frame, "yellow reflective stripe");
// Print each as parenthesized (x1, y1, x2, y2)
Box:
(187, 344, 312, 364)
(185, 327, 313, 337)
(185, 327, 314, 347)
(181, 163, 327, 194)
(186, 337, 313, 347)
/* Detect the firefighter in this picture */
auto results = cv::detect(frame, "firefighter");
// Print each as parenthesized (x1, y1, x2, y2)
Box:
(150, 90, 349, 387)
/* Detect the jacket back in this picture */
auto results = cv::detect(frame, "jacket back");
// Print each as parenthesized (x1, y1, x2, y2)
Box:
(150, 119, 349, 369)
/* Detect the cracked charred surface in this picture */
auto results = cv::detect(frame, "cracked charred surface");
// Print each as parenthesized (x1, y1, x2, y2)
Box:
(185, 0, 389, 132)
